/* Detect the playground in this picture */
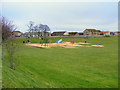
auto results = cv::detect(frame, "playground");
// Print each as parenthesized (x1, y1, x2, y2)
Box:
(25, 38, 104, 48)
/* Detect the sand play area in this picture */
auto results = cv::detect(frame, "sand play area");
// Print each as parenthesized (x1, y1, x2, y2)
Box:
(26, 42, 104, 48)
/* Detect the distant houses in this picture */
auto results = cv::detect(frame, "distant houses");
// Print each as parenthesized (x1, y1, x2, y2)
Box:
(68, 32, 83, 36)
(69, 32, 79, 36)
(83, 29, 101, 35)
(51, 31, 66, 36)
(14, 29, 119, 38)
(12, 31, 22, 37)
(101, 31, 110, 36)
(114, 31, 120, 36)
(83, 29, 119, 36)
(78, 32, 84, 35)
(51, 31, 84, 36)
(63, 32, 69, 36)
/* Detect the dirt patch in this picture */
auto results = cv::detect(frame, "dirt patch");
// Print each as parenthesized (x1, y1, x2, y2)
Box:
(75, 42, 90, 45)
(26, 44, 51, 48)
(26, 42, 104, 48)
(61, 46, 78, 48)
(91, 45, 104, 47)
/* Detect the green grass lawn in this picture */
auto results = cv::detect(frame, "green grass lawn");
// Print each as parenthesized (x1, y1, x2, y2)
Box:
(2, 36, 118, 88)
(0, 44, 2, 89)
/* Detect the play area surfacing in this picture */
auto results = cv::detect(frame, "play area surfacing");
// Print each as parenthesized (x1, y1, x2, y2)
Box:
(26, 41, 104, 48)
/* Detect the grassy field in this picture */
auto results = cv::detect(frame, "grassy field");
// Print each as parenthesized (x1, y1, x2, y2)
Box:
(0, 44, 2, 89)
(2, 36, 118, 88)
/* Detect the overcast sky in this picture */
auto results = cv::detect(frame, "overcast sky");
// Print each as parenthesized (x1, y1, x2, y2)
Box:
(1, 1, 118, 32)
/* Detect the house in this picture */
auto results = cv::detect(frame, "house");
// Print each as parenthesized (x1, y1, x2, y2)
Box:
(63, 32, 69, 36)
(68, 32, 79, 36)
(101, 31, 110, 36)
(51, 31, 66, 36)
(12, 31, 22, 37)
(83, 29, 101, 35)
(114, 31, 120, 36)
(78, 32, 84, 35)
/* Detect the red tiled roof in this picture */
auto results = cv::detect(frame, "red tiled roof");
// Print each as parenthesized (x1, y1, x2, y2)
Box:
(101, 31, 109, 33)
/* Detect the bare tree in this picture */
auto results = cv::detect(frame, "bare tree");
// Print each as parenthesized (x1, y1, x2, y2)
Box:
(43, 25, 50, 36)
(38, 24, 50, 37)
(1, 16, 18, 70)
(27, 21, 34, 37)
(26, 21, 51, 46)
(38, 24, 50, 46)
(2, 17, 16, 40)
(33, 25, 40, 37)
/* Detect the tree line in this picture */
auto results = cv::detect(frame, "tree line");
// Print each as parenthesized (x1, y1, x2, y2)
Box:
(27, 21, 50, 38)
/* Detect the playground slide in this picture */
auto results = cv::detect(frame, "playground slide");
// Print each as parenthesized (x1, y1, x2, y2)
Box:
(56, 39, 63, 43)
